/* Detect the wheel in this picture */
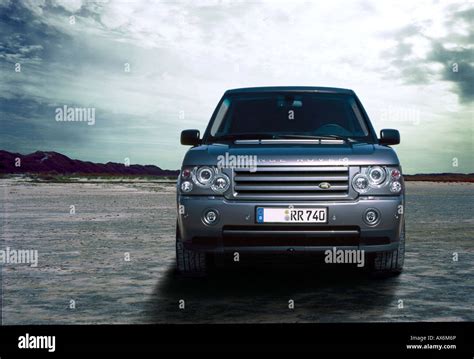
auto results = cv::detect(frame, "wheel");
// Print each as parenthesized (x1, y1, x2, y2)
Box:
(371, 221, 405, 276)
(175, 223, 208, 276)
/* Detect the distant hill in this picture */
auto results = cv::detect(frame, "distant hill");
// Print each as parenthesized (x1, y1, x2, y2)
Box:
(0, 150, 179, 177)
(403, 173, 474, 182)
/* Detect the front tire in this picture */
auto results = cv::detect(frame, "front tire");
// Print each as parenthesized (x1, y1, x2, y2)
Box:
(371, 222, 405, 276)
(175, 224, 208, 276)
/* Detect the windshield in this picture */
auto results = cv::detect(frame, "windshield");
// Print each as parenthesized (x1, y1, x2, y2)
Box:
(205, 92, 374, 142)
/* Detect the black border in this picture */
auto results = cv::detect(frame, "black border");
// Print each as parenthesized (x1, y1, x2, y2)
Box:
(0, 322, 472, 355)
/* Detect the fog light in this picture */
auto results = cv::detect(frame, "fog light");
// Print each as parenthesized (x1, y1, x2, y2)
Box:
(180, 181, 193, 193)
(390, 181, 402, 193)
(364, 209, 380, 225)
(203, 209, 218, 225)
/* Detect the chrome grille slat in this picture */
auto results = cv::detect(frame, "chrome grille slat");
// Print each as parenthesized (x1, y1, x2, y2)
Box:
(232, 166, 350, 199)
(233, 193, 349, 200)
(234, 166, 348, 172)
(234, 175, 349, 182)
(234, 185, 348, 191)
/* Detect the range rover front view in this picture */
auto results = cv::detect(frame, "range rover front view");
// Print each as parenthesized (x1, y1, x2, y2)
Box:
(176, 87, 405, 276)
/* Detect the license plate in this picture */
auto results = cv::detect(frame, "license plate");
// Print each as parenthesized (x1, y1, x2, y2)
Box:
(256, 207, 327, 224)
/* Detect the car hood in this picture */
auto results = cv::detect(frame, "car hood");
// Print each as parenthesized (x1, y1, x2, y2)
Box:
(182, 142, 400, 167)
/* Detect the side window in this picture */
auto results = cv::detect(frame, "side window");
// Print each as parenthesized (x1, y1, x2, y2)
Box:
(210, 98, 230, 136)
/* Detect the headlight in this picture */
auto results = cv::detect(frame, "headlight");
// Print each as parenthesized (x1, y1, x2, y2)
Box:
(180, 166, 230, 194)
(352, 174, 370, 193)
(211, 174, 230, 193)
(353, 166, 403, 195)
(367, 166, 387, 186)
(195, 166, 216, 186)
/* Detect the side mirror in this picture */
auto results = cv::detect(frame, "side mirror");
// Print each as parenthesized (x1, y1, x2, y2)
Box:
(379, 129, 400, 145)
(181, 129, 201, 146)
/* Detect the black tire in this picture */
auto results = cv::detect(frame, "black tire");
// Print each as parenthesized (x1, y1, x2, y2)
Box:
(175, 224, 208, 276)
(371, 222, 405, 276)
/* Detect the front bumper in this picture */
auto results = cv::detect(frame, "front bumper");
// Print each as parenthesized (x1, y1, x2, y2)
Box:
(177, 195, 404, 254)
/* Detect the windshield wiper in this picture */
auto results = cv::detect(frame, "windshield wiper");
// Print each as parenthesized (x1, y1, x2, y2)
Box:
(276, 134, 355, 142)
(211, 133, 277, 141)
(211, 133, 356, 143)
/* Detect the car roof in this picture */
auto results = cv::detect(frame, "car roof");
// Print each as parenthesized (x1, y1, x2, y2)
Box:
(225, 86, 354, 95)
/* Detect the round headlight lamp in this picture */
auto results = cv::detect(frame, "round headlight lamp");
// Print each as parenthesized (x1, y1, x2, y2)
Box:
(195, 166, 215, 186)
(367, 166, 387, 186)
(352, 174, 370, 193)
(211, 174, 230, 193)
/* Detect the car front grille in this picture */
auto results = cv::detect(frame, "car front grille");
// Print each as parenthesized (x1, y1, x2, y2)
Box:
(232, 166, 352, 200)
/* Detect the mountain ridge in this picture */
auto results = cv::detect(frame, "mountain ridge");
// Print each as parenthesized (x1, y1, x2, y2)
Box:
(0, 150, 179, 177)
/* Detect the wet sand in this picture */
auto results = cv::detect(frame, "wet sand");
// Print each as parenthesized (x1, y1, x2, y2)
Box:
(0, 180, 472, 324)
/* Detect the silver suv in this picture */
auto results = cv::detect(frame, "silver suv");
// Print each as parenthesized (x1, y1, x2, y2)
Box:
(176, 87, 405, 276)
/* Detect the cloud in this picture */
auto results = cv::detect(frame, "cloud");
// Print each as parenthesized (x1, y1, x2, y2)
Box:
(50, 0, 84, 13)
(0, 39, 43, 64)
(428, 43, 474, 104)
(381, 3, 474, 103)
(18, 0, 46, 16)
